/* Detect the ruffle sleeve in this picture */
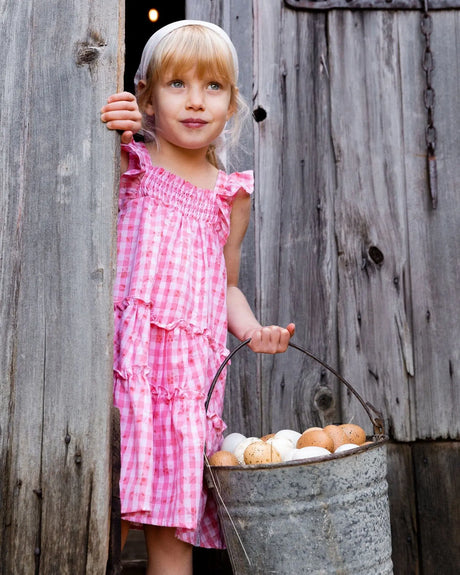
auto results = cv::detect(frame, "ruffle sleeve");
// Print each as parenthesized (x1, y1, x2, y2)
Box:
(221, 170, 254, 198)
(216, 170, 254, 242)
(119, 141, 147, 207)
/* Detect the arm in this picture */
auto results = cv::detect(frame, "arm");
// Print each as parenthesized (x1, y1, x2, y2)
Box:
(224, 191, 295, 354)
(100, 91, 142, 145)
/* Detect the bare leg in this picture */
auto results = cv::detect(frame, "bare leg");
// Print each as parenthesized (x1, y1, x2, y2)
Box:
(121, 519, 131, 550)
(144, 525, 193, 575)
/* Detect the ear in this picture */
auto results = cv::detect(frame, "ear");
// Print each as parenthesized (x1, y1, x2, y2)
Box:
(226, 86, 238, 121)
(137, 80, 155, 116)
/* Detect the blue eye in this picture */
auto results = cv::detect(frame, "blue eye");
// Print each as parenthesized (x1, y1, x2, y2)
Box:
(208, 82, 222, 91)
(170, 80, 184, 88)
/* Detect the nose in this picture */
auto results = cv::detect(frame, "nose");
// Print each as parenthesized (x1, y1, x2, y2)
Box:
(186, 85, 205, 110)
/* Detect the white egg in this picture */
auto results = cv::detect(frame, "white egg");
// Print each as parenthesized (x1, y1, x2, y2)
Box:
(233, 437, 260, 465)
(266, 437, 295, 461)
(221, 432, 246, 454)
(274, 429, 301, 446)
(288, 446, 331, 461)
(334, 443, 360, 454)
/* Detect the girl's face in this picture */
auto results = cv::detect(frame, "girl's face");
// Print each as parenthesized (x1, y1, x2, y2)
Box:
(144, 66, 235, 154)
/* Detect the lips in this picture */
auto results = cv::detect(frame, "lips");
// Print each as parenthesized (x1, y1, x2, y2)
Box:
(181, 118, 208, 128)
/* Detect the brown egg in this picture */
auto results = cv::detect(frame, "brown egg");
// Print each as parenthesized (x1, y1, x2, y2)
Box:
(244, 441, 282, 464)
(297, 429, 334, 452)
(323, 425, 348, 451)
(208, 450, 240, 466)
(339, 423, 366, 445)
(260, 433, 276, 442)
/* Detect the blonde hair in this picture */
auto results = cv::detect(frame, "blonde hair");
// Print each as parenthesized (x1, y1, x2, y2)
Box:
(136, 25, 248, 167)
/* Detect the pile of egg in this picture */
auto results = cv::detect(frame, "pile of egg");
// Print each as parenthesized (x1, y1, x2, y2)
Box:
(208, 424, 371, 466)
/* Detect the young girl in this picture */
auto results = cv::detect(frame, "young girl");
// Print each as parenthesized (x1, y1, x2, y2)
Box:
(101, 20, 295, 575)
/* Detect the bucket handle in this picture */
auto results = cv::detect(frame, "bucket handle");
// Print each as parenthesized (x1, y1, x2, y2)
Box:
(205, 339, 385, 437)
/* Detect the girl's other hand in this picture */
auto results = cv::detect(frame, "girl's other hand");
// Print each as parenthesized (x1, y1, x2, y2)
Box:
(245, 323, 295, 354)
(100, 92, 142, 144)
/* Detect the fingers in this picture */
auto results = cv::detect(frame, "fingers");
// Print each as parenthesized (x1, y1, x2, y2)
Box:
(286, 323, 296, 337)
(247, 324, 295, 354)
(106, 91, 137, 104)
(100, 93, 139, 117)
(101, 117, 141, 132)
(100, 92, 142, 136)
(120, 131, 134, 145)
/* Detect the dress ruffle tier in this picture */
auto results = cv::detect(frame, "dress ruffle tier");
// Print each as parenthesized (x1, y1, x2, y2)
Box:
(113, 141, 253, 547)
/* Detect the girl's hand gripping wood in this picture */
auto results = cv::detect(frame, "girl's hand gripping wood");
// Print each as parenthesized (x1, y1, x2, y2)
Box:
(100, 92, 142, 144)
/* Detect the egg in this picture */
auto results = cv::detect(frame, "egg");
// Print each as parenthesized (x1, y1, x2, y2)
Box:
(208, 450, 240, 466)
(297, 428, 334, 452)
(244, 441, 282, 465)
(323, 425, 348, 451)
(289, 446, 331, 461)
(334, 443, 361, 454)
(233, 437, 260, 464)
(274, 429, 301, 446)
(221, 432, 246, 453)
(339, 423, 366, 445)
(266, 437, 295, 461)
(260, 433, 276, 442)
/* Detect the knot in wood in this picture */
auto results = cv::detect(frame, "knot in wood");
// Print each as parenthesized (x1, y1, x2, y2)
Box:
(76, 43, 102, 65)
(253, 106, 267, 123)
(368, 245, 384, 265)
(75, 33, 107, 67)
(314, 387, 334, 412)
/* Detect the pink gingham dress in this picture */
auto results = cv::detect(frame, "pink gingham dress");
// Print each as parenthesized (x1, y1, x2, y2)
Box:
(113, 141, 253, 548)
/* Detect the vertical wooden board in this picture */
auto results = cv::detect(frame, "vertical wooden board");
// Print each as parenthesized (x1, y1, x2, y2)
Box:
(254, 1, 340, 434)
(0, 3, 35, 568)
(328, 11, 416, 441)
(187, 0, 261, 438)
(412, 442, 460, 574)
(0, 0, 122, 573)
(0, 3, 49, 571)
(399, 12, 460, 439)
(386, 443, 420, 574)
(186, 0, 223, 25)
(224, 0, 259, 438)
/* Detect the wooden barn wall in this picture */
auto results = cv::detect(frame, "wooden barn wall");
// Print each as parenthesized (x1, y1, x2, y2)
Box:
(185, 1, 460, 574)
(0, 1, 123, 573)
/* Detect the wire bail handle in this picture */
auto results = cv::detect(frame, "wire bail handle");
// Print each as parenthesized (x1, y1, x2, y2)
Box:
(205, 339, 385, 437)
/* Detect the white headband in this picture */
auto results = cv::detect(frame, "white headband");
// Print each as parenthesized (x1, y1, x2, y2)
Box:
(134, 20, 239, 90)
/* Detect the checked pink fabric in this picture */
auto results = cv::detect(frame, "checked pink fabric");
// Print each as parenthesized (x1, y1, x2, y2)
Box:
(113, 141, 253, 548)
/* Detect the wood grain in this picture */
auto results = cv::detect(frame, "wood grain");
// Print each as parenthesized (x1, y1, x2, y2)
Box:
(0, 1, 122, 572)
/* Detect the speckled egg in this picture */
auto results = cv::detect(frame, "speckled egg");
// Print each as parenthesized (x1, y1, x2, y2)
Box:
(244, 441, 282, 465)
(208, 450, 240, 466)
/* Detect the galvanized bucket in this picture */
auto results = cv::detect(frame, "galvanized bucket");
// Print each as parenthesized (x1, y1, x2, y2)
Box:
(204, 340, 393, 575)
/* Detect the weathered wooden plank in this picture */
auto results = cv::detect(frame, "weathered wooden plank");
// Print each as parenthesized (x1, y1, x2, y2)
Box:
(327, 10, 459, 442)
(399, 12, 460, 439)
(386, 443, 420, 574)
(412, 441, 460, 574)
(187, 0, 261, 439)
(253, 0, 341, 435)
(107, 407, 122, 575)
(0, 0, 122, 572)
(328, 11, 417, 441)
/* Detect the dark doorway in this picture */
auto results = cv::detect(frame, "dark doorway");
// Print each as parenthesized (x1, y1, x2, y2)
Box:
(124, 1, 185, 94)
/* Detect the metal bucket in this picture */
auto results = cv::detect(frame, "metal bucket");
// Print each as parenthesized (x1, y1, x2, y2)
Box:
(204, 341, 393, 575)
